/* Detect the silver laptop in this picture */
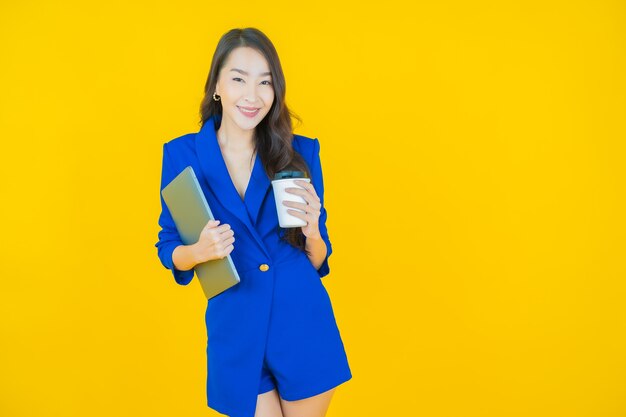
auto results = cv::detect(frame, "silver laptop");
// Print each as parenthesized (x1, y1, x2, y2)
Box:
(161, 166, 240, 299)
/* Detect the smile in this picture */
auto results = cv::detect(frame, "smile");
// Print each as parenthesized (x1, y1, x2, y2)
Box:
(238, 106, 260, 118)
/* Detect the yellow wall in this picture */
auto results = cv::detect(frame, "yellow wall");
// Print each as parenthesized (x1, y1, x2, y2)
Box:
(1, 1, 624, 416)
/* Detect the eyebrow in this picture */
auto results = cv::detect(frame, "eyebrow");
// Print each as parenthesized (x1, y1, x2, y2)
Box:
(230, 68, 272, 77)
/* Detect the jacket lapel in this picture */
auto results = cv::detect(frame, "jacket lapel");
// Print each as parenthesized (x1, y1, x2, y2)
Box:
(245, 148, 271, 226)
(194, 115, 272, 258)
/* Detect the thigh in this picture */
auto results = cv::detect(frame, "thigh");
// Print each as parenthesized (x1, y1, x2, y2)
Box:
(254, 389, 283, 417)
(279, 387, 336, 417)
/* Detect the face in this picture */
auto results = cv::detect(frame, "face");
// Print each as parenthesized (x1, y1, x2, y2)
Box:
(215, 46, 275, 132)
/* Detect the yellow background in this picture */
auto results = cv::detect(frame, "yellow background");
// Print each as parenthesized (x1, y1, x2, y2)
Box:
(1, 1, 625, 416)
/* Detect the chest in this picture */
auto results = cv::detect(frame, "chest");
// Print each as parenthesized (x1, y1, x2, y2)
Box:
(221, 151, 255, 200)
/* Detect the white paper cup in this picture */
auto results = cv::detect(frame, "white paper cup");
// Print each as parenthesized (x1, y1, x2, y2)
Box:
(271, 177, 311, 228)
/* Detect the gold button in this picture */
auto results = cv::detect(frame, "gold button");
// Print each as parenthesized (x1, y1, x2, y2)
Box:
(259, 263, 270, 272)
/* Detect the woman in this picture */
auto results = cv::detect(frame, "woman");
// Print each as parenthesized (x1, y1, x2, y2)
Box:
(155, 28, 352, 417)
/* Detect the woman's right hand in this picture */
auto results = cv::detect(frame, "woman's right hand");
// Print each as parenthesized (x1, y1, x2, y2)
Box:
(193, 219, 235, 263)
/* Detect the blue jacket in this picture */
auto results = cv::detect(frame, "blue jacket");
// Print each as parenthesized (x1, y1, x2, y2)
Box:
(155, 114, 352, 417)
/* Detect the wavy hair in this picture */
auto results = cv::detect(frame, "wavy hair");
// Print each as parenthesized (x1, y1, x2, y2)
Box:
(199, 27, 311, 253)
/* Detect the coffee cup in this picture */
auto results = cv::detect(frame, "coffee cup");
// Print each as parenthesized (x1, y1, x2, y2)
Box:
(271, 170, 311, 228)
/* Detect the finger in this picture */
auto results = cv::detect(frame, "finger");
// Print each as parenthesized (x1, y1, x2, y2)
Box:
(220, 228, 235, 238)
(283, 200, 308, 211)
(285, 188, 316, 205)
(284, 187, 306, 196)
(294, 181, 319, 198)
(214, 223, 232, 233)
(287, 209, 308, 220)
(284, 200, 321, 215)
(205, 219, 220, 229)
(286, 185, 320, 203)
(220, 243, 234, 257)
(294, 180, 314, 192)
(212, 228, 232, 244)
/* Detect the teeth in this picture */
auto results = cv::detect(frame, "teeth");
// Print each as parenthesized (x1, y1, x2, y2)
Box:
(240, 107, 258, 113)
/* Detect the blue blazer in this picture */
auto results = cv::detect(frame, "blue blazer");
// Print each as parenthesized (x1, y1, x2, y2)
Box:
(155, 114, 352, 417)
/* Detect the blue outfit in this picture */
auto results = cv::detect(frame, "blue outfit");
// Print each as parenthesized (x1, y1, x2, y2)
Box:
(155, 114, 352, 417)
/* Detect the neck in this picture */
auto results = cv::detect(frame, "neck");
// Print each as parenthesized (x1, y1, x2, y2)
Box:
(217, 118, 255, 153)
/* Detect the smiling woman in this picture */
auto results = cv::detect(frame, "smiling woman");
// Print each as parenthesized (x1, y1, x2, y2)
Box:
(156, 27, 352, 417)
(199, 31, 313, 251)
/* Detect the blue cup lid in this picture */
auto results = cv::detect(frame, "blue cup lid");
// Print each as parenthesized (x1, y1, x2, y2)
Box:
(273, 170, 309, 180)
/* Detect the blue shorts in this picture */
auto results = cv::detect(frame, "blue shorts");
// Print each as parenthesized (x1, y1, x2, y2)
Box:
(258, 359, 277, 394)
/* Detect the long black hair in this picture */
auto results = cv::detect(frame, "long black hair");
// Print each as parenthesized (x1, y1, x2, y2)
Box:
(199, 27, 311, 253)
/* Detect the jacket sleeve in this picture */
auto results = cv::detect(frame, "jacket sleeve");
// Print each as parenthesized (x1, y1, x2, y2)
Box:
(310, 138, 333, 278)
(154, 143, 195, 286)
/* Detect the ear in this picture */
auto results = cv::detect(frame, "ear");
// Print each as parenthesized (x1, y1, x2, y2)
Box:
(214, 81, 219, 96)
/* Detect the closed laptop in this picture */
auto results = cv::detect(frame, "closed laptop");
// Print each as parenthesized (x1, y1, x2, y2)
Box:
(161, 166, 240, 299)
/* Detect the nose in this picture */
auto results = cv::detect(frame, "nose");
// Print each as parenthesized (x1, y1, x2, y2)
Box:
(244, 83, 260, 104)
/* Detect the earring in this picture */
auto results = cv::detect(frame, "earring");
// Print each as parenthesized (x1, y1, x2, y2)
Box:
(213, 92, 221, 101)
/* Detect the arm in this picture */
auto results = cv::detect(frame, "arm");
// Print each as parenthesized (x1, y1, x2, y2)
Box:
(309, 138, 333, 278)
(305, 234, 328, 271)
(172, 244, 202, 272)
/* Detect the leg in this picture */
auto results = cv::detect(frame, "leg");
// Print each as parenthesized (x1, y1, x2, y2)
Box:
(279, 387, 336, 417)
(254, 388, 284, 417)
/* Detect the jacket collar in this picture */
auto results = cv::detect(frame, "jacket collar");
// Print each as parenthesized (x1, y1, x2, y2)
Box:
(194, 114, 272, 233)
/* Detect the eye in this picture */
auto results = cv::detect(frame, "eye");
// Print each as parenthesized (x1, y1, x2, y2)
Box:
(232, 77, 271, 85)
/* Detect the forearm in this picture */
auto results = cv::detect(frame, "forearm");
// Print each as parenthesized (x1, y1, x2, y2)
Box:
(172, 244, 199, 272)
(305, 235, 327, 270)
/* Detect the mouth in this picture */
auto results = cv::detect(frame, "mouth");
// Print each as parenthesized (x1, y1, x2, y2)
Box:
(238, 106, 260, 118)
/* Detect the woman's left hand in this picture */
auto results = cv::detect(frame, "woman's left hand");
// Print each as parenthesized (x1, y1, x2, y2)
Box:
(283, 179, 322, 239)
